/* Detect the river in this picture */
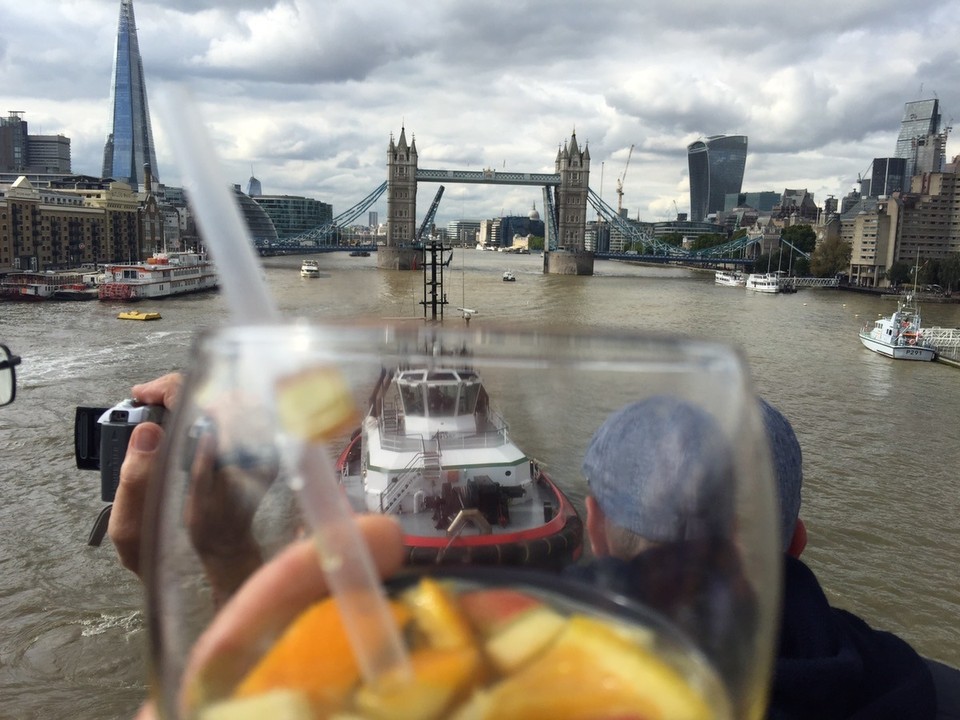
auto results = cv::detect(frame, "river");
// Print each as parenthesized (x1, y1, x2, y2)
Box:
(1, 249, 959, 719)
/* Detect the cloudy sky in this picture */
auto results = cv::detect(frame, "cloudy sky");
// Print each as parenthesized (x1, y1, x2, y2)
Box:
(5, 0, 959, 227)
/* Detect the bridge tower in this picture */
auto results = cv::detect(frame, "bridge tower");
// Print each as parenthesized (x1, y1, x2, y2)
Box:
(545, 131, 594, 275)
(381, 127, 421, 270)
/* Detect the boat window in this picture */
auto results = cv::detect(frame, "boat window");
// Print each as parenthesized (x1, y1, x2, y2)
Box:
(458, 381, 480, 414)
(398, 382, 425, 415)
(427, 383, 458, 416)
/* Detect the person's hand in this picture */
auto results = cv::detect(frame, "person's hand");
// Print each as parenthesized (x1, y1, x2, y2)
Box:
(109, 373, 184, 576)
(135, 515, 404, 719)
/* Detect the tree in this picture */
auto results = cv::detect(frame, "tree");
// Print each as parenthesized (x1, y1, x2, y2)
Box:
(886, 261, 911, 287)
(810, 235, 851, 277)
(781, 224, 817, 254)
(528, 236, 544, 251)
(938, 253, 960, 292)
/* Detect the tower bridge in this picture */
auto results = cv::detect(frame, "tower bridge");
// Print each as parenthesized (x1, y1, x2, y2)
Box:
(267, 127, 770, 276)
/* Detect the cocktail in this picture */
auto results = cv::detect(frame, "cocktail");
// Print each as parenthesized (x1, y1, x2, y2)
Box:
(143, 92, 781, 719)
(141, 322, 781, 719)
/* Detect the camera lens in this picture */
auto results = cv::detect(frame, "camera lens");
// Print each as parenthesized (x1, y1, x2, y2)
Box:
(111, 410, 129, 422)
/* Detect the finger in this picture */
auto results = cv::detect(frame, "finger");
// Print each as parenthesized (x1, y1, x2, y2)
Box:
(108, 421, 163, 576)
(182, 515, 404, 704)
(132, 372, 184, 411)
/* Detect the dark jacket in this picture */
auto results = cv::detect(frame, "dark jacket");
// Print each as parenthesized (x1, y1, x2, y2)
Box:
(565, 552, 940, 719)
(771, 555, 936, 720)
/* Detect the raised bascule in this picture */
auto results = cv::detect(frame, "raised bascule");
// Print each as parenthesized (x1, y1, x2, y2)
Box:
(382, 128, 595, 276)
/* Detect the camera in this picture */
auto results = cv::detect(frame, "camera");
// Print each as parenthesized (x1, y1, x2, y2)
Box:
(75, 399, 166, 503)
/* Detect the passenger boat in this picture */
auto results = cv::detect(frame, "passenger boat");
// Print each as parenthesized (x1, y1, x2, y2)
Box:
(859, 293, 937, 361)
(300, 259, 320, 278)
(336, 363, 583, 569)
(1, 270, 101, 301)
(98, 252, 217, 301)
(118, 310, 161, 321)
(745, 272, 782, 293)
(714, 270, 746, 287)
(502, 270, 516, 282)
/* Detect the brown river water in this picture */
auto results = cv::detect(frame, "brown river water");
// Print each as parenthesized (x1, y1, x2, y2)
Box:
(1, 249, 958, 719)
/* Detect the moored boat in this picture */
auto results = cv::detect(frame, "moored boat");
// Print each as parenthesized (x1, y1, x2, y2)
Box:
(300, 259, 320, 278)
(745, 272, 782, 293)
(99, 252, 217, 301)
(714, 270, 746, 287)
(336, 363, 583, 569)
(859, 293, 937, 361)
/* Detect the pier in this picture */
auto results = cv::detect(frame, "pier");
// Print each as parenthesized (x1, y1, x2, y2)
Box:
(928, 327, 960, 364)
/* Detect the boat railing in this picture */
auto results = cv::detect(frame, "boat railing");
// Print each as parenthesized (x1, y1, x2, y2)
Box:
(377, 407, 511, 452)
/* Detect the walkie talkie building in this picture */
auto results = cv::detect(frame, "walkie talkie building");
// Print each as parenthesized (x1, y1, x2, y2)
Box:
(687, 135, 747, 222)
(101, 0, 159, 190)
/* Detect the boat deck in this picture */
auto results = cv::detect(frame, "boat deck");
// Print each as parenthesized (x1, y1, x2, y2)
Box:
(341, 474, 565, 538)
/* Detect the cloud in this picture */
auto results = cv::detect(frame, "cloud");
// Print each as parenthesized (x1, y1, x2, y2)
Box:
(5, 0, 959, 227)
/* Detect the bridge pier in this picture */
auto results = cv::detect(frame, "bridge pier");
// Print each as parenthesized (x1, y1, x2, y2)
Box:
(543, 249, 594, 276)
(377, 245, 421, 271)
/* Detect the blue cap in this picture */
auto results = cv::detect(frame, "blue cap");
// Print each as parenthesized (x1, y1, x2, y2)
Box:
(582, 396, 736, 543)
(758, 398, 803, 550)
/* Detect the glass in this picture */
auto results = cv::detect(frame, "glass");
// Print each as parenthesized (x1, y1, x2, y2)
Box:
(143, 322, 781, 719)
(0, 344, 20, 407)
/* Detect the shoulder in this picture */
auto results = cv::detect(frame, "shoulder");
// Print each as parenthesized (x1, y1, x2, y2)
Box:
(926, 658, 960, 720)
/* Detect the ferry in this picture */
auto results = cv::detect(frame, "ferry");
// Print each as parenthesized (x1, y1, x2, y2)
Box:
(745, 272, 782, 294)
(300, 259, 320, 278)
(337, 363, 583, 569)
(98, 252, 217, 302)
(714, 270, 746, 287)
(0, 269, 101, 302)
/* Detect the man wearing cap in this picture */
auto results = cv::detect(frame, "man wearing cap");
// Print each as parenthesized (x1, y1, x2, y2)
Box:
(570, 395, 943, 719)
(568, 395, 758, 717)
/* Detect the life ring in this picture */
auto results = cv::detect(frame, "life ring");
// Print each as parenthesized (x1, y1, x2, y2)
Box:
(909, 338, 917, 346)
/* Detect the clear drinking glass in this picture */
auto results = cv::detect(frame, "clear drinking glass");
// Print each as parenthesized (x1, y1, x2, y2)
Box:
(142, 321, 781, 719)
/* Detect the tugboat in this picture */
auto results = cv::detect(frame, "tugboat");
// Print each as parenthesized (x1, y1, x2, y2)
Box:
(335, 238, 582, 569)
(336, 362, 583, 568)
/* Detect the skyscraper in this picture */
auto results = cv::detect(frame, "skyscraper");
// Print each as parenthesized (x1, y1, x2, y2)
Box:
(101, 0, 159, 190)
(687, 135, 747, 222)
(894, 99, 942, 179)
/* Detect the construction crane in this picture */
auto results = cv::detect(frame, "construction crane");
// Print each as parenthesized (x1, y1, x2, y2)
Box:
(616, 144, 634, 216)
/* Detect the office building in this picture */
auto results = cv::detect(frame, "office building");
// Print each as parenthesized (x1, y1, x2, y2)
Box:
(687, 135, 747, 222)
(253, 194, 333, 239)
(723, 191, 779, 212)
(868, 158, 907, 197)
(101, 0, 159, 190)
(0, 112, 71, 174)
(894, 99, 943, 179)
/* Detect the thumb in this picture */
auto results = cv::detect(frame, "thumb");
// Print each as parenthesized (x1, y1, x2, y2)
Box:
(108, 422, 164, 576)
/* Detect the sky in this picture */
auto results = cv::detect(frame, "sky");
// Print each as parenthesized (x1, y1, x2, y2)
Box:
(4, 0, 959, 228)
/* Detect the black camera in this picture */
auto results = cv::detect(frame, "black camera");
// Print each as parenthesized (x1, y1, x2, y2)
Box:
(75, 399, 166, 503)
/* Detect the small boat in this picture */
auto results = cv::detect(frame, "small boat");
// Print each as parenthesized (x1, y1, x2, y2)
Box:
(300, 259, 320, 278)
(337, 363, 583, 569)
(349, 250, 371, 257)
(118, 310, 161, 321)
(502, 270, 516, 282)
(714, 270, 746, 287)
(745, 272, 782, 294)
(859, 293, 937, 361)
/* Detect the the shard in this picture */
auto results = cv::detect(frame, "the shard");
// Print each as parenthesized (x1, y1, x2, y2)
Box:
(101, 0, 159, 190)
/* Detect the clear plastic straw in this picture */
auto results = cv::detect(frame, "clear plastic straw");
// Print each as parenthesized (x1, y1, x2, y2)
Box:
(156, 85, 277, 324)
(155, 84, 411, 685)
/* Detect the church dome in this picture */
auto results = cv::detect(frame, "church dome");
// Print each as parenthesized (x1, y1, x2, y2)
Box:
(528, 203, 540, 221)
